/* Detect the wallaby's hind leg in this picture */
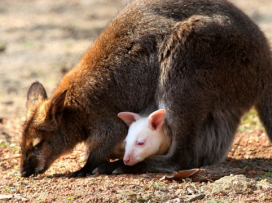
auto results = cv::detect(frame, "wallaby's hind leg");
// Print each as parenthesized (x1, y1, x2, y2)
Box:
(197, 109, 242, 166)
(256, 86, 272, 142)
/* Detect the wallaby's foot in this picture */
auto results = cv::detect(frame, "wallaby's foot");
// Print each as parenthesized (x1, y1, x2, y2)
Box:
(69, 168, 92, 178)
(112, 165, 132, 174)
(94, 160, 124, 174)
(112, 162, 149, 174)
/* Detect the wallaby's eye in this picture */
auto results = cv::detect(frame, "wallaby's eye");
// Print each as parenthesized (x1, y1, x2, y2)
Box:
(33, 141, 44, 151)
(136, 140, 145, 146)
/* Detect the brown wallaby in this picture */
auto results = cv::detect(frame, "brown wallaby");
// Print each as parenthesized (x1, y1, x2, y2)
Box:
(20, 0, 272, 177)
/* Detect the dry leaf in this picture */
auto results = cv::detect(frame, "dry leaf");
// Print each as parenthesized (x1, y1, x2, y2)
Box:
(163, 169, 205, 181)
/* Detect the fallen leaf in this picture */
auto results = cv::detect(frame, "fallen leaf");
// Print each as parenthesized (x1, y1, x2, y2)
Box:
(163, 169, 205, 181)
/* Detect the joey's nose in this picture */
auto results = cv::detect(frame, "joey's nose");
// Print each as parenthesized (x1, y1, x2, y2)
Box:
(123, 156, 130, 165)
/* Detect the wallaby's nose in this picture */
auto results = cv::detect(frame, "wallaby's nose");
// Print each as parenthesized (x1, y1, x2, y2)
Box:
(123, 156, 130, 165)
(21, 169, 28, 177)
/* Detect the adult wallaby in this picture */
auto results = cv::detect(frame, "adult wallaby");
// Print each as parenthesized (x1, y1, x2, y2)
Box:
(20, 0, 272, 177)
(118, 109, 170, 166)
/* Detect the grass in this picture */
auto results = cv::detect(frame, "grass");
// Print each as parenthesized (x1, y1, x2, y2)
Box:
(0, 141, 9, 148)
(265, 172, 271, 177)
(23, 41, 35, 48)
(0, 41, 5, 51)
(9, 146, 20, 152)
(238, 108, 263, 132)
(66, 196, 74, 200)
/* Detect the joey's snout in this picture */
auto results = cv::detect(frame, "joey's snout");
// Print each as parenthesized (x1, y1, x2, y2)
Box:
(123, 155, 131, 165)
(123, 154, 137, 166)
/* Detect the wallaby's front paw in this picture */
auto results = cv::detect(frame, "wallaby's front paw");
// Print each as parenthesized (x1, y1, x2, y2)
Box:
(112, 161, 163, 174)
(94, 163, 113, 174)
(94, 160, 124, 174)
(112, 164, 139, 174)
(69, 169, 91, 178)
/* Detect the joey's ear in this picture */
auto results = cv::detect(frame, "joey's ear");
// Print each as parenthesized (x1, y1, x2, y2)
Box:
(27, 81, 47, 109)
(148, 109, 165, 131)
(118, 112, 140, 126)
(49, 90, 67, 122)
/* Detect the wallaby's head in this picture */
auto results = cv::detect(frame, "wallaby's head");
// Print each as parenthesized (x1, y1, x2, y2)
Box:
(118, 109, 166, 166)
(20, 82, 68, 177)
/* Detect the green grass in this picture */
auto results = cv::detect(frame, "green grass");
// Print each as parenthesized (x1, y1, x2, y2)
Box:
(9, 146, 20, 152)
(5, 186, 13, 192)
(0, 141, 9, 148)
(238, 108, 263, 132)
(265, 172, 271, 177)
(0, 41, 5, 50)
(66, 196, 74, 200)
(23, 41, 35, 48)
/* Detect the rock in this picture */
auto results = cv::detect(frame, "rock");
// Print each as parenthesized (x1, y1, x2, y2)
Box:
(0, 100, 13, 105)
(0, 195, 13, 200)
(204, 175, 257, 195)
(141, 174, 151, 179)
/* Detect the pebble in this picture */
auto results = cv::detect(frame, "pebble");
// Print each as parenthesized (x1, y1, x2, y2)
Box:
(0, 195, 13, 200)
(0, 100, 14, 105)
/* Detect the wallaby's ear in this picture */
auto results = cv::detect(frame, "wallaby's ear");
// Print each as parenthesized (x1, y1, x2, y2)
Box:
(148, 109, 165, 131)
(27, 81, 47, 109)
(48, 90, 67, 124)
(118, 112, 140, 126)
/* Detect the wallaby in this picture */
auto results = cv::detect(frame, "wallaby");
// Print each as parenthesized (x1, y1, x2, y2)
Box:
(118, 109, 170, 166)
(20, 0, 272, 177)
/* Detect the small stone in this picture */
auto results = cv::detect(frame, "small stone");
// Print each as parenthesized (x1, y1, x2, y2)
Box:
(166, 198, 183, 203)
(141, 174, 151, 179)
(0, 195, 13, 200)
(186, 187, 195, 195)
(0, 100, 13, 105)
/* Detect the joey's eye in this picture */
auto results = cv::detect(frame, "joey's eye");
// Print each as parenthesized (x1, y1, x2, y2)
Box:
(136, 140, 145, 146)
(33, 141, 44, 151)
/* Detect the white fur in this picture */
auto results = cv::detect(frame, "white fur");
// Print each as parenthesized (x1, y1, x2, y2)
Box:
(123, 114, 169, 166)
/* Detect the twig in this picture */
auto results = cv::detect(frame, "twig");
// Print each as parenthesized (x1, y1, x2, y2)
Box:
(149, 181, 155, 189)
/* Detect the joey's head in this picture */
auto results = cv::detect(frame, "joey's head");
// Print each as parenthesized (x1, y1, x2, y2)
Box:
(20, 82, 68, 177)
(118, 109, 166, 166)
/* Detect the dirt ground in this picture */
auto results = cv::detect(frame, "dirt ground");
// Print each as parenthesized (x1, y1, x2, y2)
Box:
(1, 0, 272, 202)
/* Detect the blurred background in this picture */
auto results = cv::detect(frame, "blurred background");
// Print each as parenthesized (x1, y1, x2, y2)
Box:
(0, 0, 271, 120)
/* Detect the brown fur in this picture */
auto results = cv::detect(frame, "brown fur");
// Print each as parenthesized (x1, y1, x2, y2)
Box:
(21, 0, 272, 177)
